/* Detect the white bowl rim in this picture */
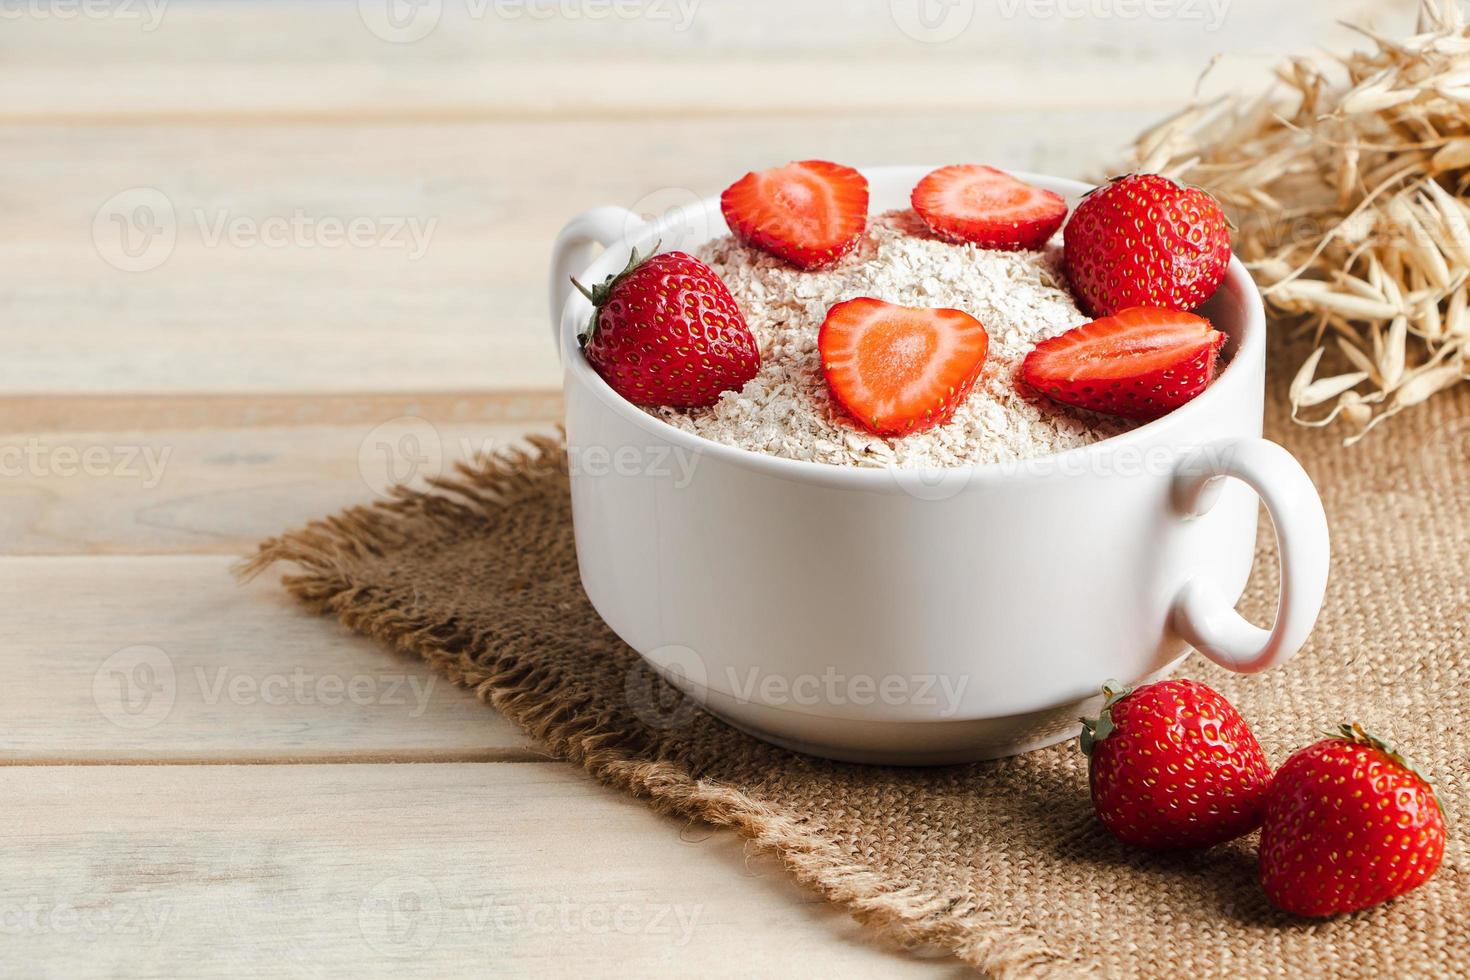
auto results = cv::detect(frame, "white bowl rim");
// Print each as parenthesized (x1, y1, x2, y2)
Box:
(559, 166, 1267, 490)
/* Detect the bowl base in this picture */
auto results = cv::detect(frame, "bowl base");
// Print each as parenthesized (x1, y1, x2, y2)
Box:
(683, 655, 1190, 766)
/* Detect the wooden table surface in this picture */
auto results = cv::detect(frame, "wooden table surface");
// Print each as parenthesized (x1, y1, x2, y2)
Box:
(4, 1, 1414, 974)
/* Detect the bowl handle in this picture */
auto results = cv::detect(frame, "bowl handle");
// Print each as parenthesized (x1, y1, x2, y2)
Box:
(1169, 438, 1330, 673)
(548, 206, 645, 361)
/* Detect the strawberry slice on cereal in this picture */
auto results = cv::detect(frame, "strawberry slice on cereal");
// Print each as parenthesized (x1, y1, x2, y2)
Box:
(721, 160, 869, 270)
(1020, 307, 1226, 421)
(819, 297, 990, 437)
(911, 165, 1068, 251)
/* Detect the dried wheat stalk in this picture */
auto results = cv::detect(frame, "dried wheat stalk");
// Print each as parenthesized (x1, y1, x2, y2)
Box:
(1124, 0, 1470, 442)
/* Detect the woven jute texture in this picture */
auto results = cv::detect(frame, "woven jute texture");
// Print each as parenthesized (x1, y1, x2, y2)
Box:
(243, 376, 1468, 978)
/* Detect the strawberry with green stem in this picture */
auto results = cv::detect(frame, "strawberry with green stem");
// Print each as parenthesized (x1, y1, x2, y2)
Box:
(1081, 678, 1271, 850)
(574, 245, 760, 409)
(1259, 723, 1446, 917)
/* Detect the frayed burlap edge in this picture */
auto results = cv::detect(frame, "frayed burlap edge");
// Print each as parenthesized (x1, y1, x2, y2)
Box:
(237, 434, 1093, 978)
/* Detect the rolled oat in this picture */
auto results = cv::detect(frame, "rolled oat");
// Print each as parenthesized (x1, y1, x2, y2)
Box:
(644, 210, 1134, 468)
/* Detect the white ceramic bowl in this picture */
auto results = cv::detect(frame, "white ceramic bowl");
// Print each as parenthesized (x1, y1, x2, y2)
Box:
(548, 167, 1329, 765)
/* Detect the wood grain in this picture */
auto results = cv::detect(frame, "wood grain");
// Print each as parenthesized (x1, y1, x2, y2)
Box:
(0, 0, 1413, 120)
(0, 391, 564, 435)
(0, 0, 1417, 394)
(0, 556, 536, 762)
(2, 3, 1418, 972)
(0, 417, 558, 555)
(0, 763, 948, 977)
(3, 112, 1156, 394)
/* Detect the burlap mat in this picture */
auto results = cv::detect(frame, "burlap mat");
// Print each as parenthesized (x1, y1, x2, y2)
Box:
(243, 367, 1468, 977)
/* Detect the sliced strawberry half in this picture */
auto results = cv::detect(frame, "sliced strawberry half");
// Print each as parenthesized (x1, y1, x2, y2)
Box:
(721, 160, 869, 270)
(1020, 307, 1227, 421)
(911, 165, 1068, 251)
(819, 298, 990, 436)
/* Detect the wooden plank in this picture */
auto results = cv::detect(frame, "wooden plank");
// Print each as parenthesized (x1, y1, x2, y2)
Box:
(0, 58, 1319, 122)
(0, 6, 1419, 395)
(3, 111, 1161, 395)
(0, 417, 559, 555)
(2, 0, 1403, 64)
(0, 391, 564, 435)
(2, 117, 565, 394)
(0, 763, 949, 976)
(0, 556, 537, 762)
(0, 0, 1412, 120)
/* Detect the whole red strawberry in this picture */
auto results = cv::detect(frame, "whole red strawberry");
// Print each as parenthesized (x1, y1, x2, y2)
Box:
(1259, 724, 1446, 917)
(1063, 173, 1231, 317)
(1081, 679, 1271, 850)
(575, 247, 760, 408)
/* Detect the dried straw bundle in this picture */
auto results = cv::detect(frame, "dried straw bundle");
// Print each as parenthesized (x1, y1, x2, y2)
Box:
(1125, 0, 1470, 442)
